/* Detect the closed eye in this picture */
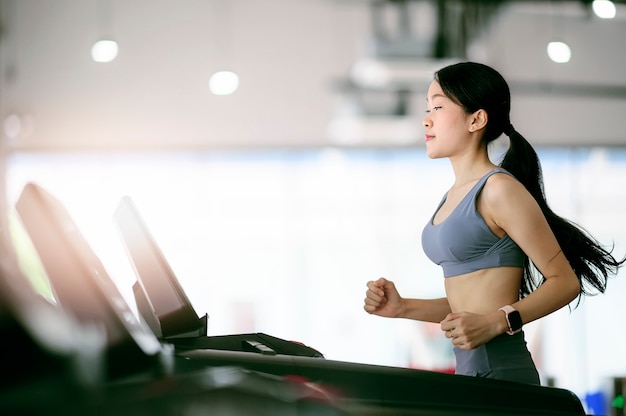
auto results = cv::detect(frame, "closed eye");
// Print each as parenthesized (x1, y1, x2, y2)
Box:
(425, 106, 442, 114)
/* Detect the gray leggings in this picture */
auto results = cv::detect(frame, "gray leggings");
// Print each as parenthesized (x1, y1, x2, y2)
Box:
(453, 331, 540, 385)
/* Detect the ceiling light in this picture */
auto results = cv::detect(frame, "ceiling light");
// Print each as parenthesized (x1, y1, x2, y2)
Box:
(547, 41, 571, 63)
(209, 71, 239, 96)
(91, 39, 118, 63)
(592, 0, 616, 19)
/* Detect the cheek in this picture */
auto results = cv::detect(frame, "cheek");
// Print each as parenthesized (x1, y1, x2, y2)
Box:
(441, 119, 469, 144)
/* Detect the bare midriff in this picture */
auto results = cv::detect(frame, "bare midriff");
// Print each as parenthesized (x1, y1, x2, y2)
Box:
(444, 266, 522, 314)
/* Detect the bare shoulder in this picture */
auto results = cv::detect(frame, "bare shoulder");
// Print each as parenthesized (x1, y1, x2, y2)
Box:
(481, 171, 529, 205)
(480, 171, 542, 230)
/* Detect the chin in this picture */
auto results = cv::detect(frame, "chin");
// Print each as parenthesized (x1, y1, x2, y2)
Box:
(425, 149, 443, 159)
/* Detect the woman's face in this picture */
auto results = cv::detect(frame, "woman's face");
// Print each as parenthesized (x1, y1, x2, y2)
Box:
(422, 80, 474, 159)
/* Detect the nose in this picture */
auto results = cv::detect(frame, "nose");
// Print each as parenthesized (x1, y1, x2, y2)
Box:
(423, 114, 431, 128)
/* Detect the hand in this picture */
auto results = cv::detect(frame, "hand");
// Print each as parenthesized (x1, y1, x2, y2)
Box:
(363, 277, 404, 318)
(440, 311, 501, 350)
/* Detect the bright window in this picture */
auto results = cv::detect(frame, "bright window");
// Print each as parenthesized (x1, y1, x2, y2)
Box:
(6, 147, 626, 397)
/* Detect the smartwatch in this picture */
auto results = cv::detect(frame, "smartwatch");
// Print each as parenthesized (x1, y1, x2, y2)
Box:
(499, 305, 522, 335)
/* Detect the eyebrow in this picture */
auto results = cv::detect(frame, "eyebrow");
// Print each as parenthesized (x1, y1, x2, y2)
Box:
(426, 93, 446, 102)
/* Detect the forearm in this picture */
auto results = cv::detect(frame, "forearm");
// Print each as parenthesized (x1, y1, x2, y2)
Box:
(512, 274, 580, 328)
(399, 297, 451, 323)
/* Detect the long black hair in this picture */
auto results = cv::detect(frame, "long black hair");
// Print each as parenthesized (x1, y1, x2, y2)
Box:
(435, 61, 624, 304)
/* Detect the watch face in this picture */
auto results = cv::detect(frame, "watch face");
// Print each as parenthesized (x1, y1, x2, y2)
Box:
(508, 310, 523, 331)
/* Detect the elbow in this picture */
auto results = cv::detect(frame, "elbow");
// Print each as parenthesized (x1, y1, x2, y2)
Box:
(565, 276, 581, 303)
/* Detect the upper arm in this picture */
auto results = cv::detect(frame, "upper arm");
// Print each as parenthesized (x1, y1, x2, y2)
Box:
(480, 174, 576, 283)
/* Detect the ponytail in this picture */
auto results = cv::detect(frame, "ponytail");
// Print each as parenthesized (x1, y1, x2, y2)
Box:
(500, 127, 624, 304)
(435, 61, 624, 304)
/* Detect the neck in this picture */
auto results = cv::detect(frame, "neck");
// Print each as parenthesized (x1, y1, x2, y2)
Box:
(449, 151, 496, 188)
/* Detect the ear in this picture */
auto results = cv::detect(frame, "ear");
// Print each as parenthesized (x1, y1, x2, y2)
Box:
(468, 109, 488, 133)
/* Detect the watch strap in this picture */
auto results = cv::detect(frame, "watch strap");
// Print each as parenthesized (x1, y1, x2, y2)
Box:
(498, 305, 522, 335)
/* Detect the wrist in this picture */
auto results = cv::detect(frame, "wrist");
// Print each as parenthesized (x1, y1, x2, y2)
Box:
(395, 298, 406, 319)
(487, 309, 510, 336)
(498, 305, 523, 335)
(496, 310, 510, 334)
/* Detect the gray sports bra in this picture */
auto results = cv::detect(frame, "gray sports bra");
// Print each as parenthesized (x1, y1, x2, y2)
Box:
(421, 169, 526, 278)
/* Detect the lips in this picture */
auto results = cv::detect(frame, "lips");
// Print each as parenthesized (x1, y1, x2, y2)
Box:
(425, 135, 435, 142)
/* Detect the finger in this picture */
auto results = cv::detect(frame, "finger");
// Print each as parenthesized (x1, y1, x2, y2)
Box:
(367, 278, 385, 288)
(363, 296, 382, 307)
(366, 290, 385, 302)
(363, 298, 384, 313)
(365, 288, 383, 302)
(374, 277, 388, 286)
(363, 304, 379, 313)
(440, 312, 460, 323)
(366, 281, 385, 297)
(455, 339, 471, 349)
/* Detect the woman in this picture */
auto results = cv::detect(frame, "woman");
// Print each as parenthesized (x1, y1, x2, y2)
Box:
(363, 61, 624, 385)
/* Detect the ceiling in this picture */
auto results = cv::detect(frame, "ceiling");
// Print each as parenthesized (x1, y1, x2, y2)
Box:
(1, 0, 626, 151)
